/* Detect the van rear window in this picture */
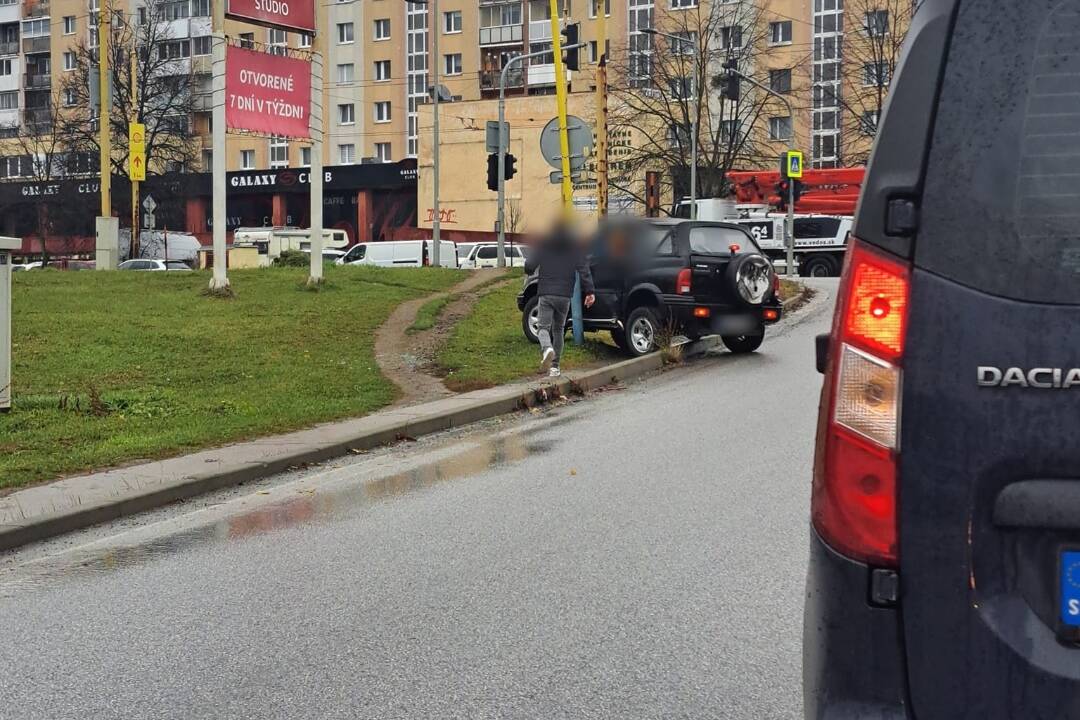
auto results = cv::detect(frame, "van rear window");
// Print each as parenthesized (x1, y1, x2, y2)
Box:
(917, 0, 1080, 304)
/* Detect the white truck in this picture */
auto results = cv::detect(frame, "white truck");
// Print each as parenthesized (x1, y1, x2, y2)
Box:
(674, 199, 852, 277)
(233, 227, 350, 267)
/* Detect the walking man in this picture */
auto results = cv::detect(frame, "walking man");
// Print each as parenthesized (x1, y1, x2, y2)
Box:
(524, 223, 595, 377)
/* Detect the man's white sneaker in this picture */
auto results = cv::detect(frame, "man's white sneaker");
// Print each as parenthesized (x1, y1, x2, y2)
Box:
(548, 367, 561, 378)
(540, 347, 555, 371)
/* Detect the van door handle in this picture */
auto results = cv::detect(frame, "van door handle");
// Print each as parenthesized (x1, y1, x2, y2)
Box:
(993, 480, 1080, 529)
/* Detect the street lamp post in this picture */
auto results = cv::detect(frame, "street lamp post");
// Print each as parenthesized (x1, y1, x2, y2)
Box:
(642, 28, 698, 221)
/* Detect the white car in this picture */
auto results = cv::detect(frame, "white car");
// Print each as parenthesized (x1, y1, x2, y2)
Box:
(336, 240, 459, 268)
(118, 259, 193, 271)
(12, 261, 42, 272)
(462, 243, 529, 269)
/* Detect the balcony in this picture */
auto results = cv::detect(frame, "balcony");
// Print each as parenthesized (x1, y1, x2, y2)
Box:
(479, 24, 522, 45)
(23, 106, 51, 127)
(0, 41, 17, 55)
(24, 72, 49, 89)
(527, 63, 570, 87)
(21, 35, 48, 53)
(480, 67, 524, 91)
(22, 0, 47, 18)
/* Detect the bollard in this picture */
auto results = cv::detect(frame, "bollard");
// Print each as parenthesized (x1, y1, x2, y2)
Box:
(0, 236, 18, 411)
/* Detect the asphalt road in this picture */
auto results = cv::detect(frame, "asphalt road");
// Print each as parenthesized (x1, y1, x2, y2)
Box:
(0, 281, 836, 720)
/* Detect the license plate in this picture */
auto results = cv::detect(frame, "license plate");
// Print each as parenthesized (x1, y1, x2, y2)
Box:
(1060, 550, 1080, 633)
(712, 314, 759, 335)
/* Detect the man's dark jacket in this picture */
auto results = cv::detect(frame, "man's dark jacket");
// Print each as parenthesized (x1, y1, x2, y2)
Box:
(524, 232, 595, 299)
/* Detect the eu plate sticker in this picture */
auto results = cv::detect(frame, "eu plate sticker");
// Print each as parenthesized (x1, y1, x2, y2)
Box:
(1061, 550, 1080, 627)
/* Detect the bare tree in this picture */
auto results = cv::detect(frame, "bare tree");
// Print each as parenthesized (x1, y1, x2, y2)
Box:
(9, 88, 88, 264)
(506, 198, 524, 234)
(836, 0, 918, 165)
(606, 0, 779, 210)
(59, 0, 201, 178)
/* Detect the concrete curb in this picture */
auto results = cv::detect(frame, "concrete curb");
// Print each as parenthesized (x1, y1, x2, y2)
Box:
(0, 338, 720, 552)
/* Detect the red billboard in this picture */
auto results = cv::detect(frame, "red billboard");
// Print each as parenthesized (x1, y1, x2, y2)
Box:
(225, 46, 311, 139)
(227, 0, 315, 33)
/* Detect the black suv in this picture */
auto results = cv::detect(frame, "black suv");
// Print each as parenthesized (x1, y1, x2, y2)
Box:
(516, 219, 782, 356)
(806, 2, 1080, 719)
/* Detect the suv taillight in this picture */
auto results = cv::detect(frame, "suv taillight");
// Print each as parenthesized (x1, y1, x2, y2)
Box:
(813, 240, 909, 568)
(677, 268, 692, 294)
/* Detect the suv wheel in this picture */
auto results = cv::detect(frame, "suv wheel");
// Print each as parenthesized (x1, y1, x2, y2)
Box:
(624, 306, 660, 356)
(521, 296, 540, 344)
(722, 333, 764, 354)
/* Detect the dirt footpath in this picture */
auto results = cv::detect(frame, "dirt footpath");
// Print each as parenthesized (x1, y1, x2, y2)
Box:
(374, 269, 511, 406)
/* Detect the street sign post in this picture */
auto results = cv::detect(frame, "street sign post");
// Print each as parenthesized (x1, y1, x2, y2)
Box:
(780, 150, 803, 277)
(128, 122, 146, 181)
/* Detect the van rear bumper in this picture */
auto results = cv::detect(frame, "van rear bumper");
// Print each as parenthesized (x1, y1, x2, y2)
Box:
(803, 527, 910, 720)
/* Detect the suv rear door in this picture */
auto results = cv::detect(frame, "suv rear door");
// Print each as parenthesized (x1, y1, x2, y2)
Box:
(859, 1, 1080, 717)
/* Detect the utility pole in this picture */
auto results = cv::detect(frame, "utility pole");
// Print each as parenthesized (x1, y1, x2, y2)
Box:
(643, 28, 697, 220)
(307, 12, 324, 285)
(431, 0, 441, 267)
(130, 30, 139, 257)
(595, 2, 607, 218)
(98, 1, 110, 218)
(209, 0, 229, 290)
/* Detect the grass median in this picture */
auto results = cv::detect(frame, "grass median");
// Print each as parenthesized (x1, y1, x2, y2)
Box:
(1, 265, 465, 491)
(438, 281, 617, 392)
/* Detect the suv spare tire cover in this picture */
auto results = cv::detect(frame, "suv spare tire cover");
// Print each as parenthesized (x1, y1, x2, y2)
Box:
(725, 253, 774, 305)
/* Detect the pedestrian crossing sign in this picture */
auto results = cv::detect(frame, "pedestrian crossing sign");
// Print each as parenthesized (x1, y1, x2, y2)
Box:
(785, 150, 804, 179)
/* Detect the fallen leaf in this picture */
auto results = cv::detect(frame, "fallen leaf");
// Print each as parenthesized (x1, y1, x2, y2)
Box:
(570, 468, 577, 476)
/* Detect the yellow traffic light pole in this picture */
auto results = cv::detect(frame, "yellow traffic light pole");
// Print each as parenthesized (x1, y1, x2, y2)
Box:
(547, 0, 572, 213)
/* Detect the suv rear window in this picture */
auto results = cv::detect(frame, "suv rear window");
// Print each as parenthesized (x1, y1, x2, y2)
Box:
(917, 0, 1080, 304)
(688, 226, 758, 255)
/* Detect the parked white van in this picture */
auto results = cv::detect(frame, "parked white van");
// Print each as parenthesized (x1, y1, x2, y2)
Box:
(233, 227, 350, 267)
(336, 240, 459, 268)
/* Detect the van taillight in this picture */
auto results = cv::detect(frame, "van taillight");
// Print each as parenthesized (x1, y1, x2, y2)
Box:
(677, 268, 692, 294)
(813, 240, 909, 567)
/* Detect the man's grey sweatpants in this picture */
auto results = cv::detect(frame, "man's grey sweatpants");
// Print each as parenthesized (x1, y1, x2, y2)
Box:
(537, 295, 571, 366)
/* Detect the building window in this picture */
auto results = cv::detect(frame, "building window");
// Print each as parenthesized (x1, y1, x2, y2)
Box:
(61, 52, 75, 71)
(158, 40, 191, 60)
(63, 88, 77, 106)
(240, 149, 255, 169)
(720, 119, 740, 141)
(374, 59, 390, 81)
(590, 0, 611, 17)
(269, 136, 288, 168)
(589, 39, 610, 63)
(374, 101, 391, 123)
(267, 28, 287, 55)
(671, 0, 696, 8)
(239, 32, 254, 49)
(21, 19, 49, 37)
(769, 116, 793, 141)
(201, 149, 212, 170)
(444, 53, 462, 75)
(865, 10, 889, 37)
(721, 25, 742, 50)
(769, 68, 791, 94)
(338, 103, 355, 125)
(375, 142, 391, 162)
(337, 63, 354, 83)
(164, 0, 189, 20)
(192, 36, 211, 56)
(861, 110, 880, 136)
(63, 16, 76, 34)
(669, 76, 692, 99)
(300, 146, 311, 167)
(0, 59, 11, 76)
(863, 61, 890, 87)
(374, 18, 391, 40)
(339, 143, 356, 164)
(443, 10, 461, 33)
(337, 22, 354, 44)
(192, 0, 210, 16)
(769, 20, 792, 44)
(298, 33, 312, 48)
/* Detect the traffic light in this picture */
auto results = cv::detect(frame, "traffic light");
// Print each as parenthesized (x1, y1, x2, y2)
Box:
(719, 57, 740, 102)
(774, 179, 804, 210)
(562, 22, 580, 71)
(504, 153, 517, 181)
(486, 152, 499, 191)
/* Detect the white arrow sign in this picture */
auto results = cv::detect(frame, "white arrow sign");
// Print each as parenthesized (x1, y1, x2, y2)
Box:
(142, 195, 157, 213)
